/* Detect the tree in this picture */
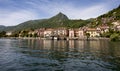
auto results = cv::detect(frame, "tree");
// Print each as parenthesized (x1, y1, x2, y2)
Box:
(85, 33, 90, 40)
(29, 34, 32, 37)
(33, 33, 38, 37)
(20, 30, 29, 37)
(110, 33, 120, 41)
(102, 32, 111, 38)
(0, 31, 6, 37)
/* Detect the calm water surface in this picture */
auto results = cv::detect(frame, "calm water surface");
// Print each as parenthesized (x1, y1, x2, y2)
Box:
(0, 38, 120, 71)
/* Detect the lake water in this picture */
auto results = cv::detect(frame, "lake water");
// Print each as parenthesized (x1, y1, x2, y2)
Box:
(0, 38, 120, 71)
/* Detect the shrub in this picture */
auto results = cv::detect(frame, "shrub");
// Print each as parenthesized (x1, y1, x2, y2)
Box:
(110, 33, 120, 41)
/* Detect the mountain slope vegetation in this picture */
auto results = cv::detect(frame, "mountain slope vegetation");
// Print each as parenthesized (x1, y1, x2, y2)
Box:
(2, 12, 90, 32)
(89, 5, 120, 27)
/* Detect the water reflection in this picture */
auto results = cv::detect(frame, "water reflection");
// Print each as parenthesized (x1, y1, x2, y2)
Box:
(1, 39, 120, 71)
(18, 39, 120, 60)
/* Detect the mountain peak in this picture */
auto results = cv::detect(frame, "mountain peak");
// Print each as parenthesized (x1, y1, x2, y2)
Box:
(57, 12, 64, 15)
(50, 12, 69, 21)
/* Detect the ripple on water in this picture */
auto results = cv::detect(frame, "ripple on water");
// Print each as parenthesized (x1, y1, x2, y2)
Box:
(0, 39, 120, 71)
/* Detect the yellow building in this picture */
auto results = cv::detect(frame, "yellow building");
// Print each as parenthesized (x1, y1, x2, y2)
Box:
(86, 28, 100, 37)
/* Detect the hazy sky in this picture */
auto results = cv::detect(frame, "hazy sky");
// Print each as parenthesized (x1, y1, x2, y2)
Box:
(0, 0, 120, 26)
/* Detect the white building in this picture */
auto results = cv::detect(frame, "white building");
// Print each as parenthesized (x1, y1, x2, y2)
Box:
(6, 32, 12, 36)
(44, 29, 53, 37)
(86, 28, 100, 37)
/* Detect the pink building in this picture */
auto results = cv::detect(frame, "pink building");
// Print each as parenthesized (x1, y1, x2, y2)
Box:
(69, 29, 75, 38)
(74, 28, 84, 38)
(35, 28, 45, 37)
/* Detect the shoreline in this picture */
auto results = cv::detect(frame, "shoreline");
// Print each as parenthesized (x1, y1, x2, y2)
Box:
(0, 37, 110, 40)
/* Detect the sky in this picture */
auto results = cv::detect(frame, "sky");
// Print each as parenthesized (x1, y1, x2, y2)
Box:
(0, 0, 120, 26)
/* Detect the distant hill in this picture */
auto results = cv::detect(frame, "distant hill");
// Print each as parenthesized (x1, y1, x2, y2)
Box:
(0, 25, 5, 28)
(0, 25, 6, 31)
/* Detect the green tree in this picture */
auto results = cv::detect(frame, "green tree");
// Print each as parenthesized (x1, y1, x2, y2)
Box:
(0, 31, 6, 37)
(85, 33, 90, 40)
(33, 33, 38, 37)
(110, 33, 120, 41)
(20, 30, 29, 37)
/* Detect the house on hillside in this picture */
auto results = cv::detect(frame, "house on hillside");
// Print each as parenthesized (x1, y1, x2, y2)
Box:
(112, 21, 120, 31)
(116, 25, 120, 31)
(99, 25, 109, 33)
(86, 28, 100, 37)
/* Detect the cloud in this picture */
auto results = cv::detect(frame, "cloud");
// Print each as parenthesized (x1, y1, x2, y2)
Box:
(66, 4, 108, 19)
(0, 0, 119, 26)
(0, 10, 39, 26)
(26, 0, 109, 19)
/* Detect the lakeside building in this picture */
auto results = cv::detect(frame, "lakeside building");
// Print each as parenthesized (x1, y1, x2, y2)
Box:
(54, 27, 68, 37)
(44, 28, 53, 38)
(6, 32, 12, 36)
(68, 28, 84, 38)
(18, 25, 115, 39)
(30, 27, 101, 38)
(85, 28, 100, 37)
(35, 28, 45, 37)
(35, 28, 85, 38)
(69, 29, 75, 38)
(74, 28, 84, 38)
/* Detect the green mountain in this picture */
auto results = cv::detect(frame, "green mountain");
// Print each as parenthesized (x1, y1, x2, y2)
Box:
(0, 25, 5, 28)
(2, 12, 89, 32)
(89, 5, 120, 27)
(0, 25, 6, 31)
(50, 12, 69, 21)
(98, 5, 120, 20)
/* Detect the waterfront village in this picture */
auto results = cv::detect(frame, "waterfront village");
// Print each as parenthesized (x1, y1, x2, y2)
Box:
(6, 23, 120, 40)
